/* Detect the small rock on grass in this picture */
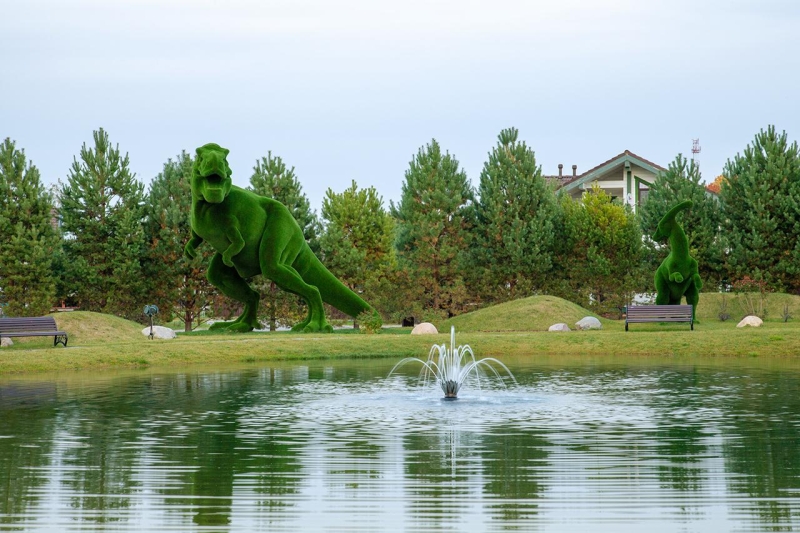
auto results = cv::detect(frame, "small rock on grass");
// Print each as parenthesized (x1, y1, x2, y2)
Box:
(575, 316, 602, 330)
(141, 326, 177, 339)
(411, 322, 438, 335)
(737, 315, 763, 328)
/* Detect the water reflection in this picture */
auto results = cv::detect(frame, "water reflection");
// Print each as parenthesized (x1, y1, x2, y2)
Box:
(1, 359, 800, 531)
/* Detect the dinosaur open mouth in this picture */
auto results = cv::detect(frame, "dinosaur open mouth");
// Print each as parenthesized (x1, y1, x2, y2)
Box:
(205, 173, 223, 188)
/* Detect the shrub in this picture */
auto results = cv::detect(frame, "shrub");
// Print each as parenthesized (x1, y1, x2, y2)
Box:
(357, 310, 383, 334)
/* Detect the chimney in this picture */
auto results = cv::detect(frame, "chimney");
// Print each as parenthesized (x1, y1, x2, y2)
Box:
(572, 164, 577, 177)
(558, 164, 563, 178)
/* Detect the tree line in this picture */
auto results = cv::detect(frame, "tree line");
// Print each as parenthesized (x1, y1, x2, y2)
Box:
(1, 125, 798, 328)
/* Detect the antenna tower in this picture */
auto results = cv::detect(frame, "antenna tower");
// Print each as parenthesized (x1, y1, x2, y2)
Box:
(691, 138, 701, 167)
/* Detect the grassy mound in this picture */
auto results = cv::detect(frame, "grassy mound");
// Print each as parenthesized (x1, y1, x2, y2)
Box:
(440, 295, 604, 332)
(0, 311, 144, 349)
(695, 292, 800, 322)
(439, 292, 800, 333)
(3, 311, 143, 349)
(52, 311, 145, 345)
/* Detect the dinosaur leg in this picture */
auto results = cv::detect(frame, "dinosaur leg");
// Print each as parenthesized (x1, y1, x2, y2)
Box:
(259, 228, 332, 333)
(654, 273, 670, 305)
(207, 253, 260, 332)
(272, 286, 313, 331)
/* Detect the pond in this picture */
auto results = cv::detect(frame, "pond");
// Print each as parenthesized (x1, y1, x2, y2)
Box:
(1, 356, 800, 532)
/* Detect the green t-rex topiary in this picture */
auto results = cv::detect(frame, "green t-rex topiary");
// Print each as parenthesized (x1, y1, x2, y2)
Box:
(653, 200, 703, 320)
(184, 143, 380, 333)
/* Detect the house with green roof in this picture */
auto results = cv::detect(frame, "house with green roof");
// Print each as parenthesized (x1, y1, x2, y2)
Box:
(545, 150, 666, 212)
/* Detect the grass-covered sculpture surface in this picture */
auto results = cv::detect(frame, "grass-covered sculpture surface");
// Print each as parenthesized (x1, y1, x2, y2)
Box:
(184, 143, 379, 333)
(653, 200, 702, 320)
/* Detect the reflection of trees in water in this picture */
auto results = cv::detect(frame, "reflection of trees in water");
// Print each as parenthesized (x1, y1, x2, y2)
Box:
(4, 362, 800, 530)
(141, 369, 306, 527)
(403, 424, 548, 526)
(58, 409, 141, 522)
(0, 384, 57, 527)
(721, 372, 800, 528)
(14, 380, 150, 524)
(652, 368, 708, 494)
(480, 428, 548, 522)
(0, 368, 311, 528)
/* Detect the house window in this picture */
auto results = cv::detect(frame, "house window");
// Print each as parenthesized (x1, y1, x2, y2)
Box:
(638, 188, 649, 207)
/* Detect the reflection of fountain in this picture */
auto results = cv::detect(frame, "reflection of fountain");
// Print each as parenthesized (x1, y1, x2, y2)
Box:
(389, 326, 516, 399)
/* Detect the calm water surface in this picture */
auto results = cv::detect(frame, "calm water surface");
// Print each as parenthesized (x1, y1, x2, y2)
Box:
(2, 357, 800, 532)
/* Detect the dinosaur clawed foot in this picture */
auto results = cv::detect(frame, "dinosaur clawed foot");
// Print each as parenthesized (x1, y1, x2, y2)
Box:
(291, 320, 333, 333)
(209, 319, 257, 333)
(209, 320, 236, 330)
(226, 322, 256, 333)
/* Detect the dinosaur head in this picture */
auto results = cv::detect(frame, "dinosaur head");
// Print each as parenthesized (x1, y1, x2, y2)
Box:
(193, 143, 233, 203)
(652, 200, 693, 241)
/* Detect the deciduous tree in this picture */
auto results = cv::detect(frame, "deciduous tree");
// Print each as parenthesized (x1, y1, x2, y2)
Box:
(319, 181, 395, 323)
(558, 186, 647, 316)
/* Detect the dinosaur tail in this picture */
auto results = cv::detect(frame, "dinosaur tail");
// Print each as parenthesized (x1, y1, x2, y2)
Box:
(300, 251, 375, 319)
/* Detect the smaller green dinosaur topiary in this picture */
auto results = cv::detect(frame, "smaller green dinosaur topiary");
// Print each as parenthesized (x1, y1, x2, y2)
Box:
(184, 143, 380, 333)
(653, 200, 702, 320)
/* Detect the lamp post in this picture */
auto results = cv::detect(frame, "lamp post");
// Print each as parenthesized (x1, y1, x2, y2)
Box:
(143, 304, 159, 340)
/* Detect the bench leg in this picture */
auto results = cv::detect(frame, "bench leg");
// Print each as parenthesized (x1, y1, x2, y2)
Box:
(625, 322, 629, 331)
(54, 334, 68, 347)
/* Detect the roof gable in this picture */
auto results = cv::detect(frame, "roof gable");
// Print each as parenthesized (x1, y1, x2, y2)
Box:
(559, 150, 666, 192)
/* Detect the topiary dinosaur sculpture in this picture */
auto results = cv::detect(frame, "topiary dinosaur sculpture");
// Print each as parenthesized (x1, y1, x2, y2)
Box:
(184, 143, 380, 333)
(653, 200, 702, 320)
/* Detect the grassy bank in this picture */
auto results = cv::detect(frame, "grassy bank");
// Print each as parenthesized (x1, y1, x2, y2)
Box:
(2, 294, 800, 375)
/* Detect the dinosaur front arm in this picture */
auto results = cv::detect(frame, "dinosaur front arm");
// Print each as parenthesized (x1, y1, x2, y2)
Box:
(184, 230, 204, 259)
(668, 269, 684, 283)
(222, 223, 245, 267)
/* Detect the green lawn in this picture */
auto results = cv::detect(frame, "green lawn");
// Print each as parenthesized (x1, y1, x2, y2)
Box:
(1, 293, 799, 375)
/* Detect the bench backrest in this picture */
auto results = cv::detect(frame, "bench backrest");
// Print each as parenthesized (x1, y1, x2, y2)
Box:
(627, 305, 693, 321)
(0, 316, 59, 333)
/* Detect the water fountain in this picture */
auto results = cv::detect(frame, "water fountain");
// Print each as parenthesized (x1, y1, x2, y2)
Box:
(389, 326, 517, 399)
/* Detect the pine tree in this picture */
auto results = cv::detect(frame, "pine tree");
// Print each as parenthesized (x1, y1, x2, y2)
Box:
(639, 154, 725, 286)
(390, 139, 474, 319)
(59, 128, 147, 319)
(0, 138, 59, 316)
(471, 127, 561, 302)
(250, 152, 320, 251)
(721, 126, 800, 292)
(319, 181, 395, 321)
(249, 152, 320, 330)
(558, 186, 647, 315)
(144, 152, 215, 331)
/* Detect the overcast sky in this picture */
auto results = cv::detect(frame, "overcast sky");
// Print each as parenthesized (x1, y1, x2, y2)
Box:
(3, 0, 799, 212)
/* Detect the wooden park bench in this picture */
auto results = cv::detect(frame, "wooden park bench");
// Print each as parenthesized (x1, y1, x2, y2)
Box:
(0, 316, 68, 346)
(625, 305, 693, 331)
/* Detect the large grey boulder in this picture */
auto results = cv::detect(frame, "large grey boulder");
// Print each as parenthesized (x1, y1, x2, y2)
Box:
(737, 315, 763, 328)
(575, 316, 602, 330)
(141, 326, 177, 339)
(411, 322, 439, 335)
(1, 337, 13, 347)
(548, 323, 571, 332)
